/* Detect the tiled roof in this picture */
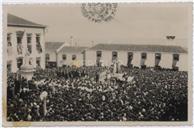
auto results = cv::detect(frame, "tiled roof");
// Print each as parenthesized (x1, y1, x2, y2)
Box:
(8, 14, 46, 28)
(90, 43, 187, 53)
(45, 42, 64, 52)
(60, 46, 87, 53)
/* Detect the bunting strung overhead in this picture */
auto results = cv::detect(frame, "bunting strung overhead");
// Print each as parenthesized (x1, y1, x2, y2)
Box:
(81, 3, 118, 23)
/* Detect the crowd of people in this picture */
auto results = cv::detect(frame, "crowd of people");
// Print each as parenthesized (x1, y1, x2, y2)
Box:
(7, 66, 188, 121)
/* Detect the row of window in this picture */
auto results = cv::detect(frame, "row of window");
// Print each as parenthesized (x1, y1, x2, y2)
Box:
(61, 54, 77, 60)
(96, 51, 179, 61)
(45, 54, 77, 61)
(45, 52, 179, 62)
(7, 33, 41, 45)
(7, 33, 42, 54)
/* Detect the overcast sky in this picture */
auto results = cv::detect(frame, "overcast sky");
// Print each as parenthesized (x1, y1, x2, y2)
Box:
(6, 3, 192, 47)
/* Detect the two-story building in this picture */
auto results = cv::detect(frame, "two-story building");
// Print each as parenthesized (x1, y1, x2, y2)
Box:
(7, 14, 46, 73)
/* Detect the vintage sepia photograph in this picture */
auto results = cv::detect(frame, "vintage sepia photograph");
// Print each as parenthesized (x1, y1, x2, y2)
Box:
(2, 2, 193, 126)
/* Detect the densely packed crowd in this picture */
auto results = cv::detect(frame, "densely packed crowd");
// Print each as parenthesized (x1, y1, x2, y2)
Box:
(7, 66, 188, 121)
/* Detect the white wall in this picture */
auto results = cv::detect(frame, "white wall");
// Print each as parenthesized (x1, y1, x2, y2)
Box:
(85, 50, 96, 66)
(160, 53, 173, 69)
(132, 52, 140, 67)
(146, 53, 155, 67)
(178, 53, 188, 71)
(7, 26, 45, 73)
(101, 50, 112, 66)
(57, 51, 84, 67)
(45, 51, 56, 62)
(117, 51, 127, 66)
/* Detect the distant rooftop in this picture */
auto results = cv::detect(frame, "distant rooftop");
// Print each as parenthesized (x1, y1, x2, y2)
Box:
(8, 14, 46, 28)
(46, 42, 64, 52)
(90, 43, 187, 53)
(59, 46, 88, 53)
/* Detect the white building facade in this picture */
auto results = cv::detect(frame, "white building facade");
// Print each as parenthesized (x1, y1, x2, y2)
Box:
(7, 14, 46, 73)
(45, 42, 64, 68)
(56, 46, 87, 67)
(85, 44, 188, 71)
(45, 42, 87, 68)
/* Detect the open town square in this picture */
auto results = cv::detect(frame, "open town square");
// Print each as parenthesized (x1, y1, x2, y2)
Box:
(4, 3, 191, 123)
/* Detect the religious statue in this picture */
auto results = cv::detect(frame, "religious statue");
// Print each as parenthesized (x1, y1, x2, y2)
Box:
(24, 50, 31, 65)
(19, 50, 35, 80)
